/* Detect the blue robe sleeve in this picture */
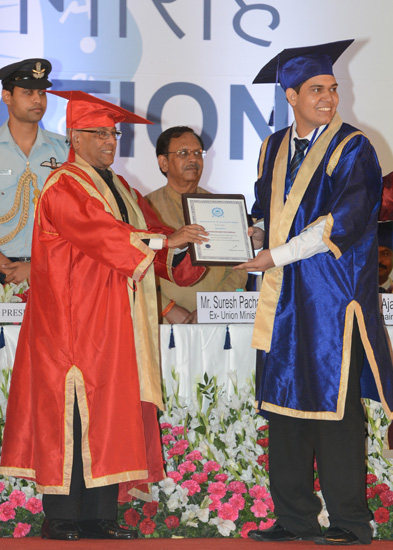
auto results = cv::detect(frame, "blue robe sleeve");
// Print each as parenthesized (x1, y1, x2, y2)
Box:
(325, 135, 382, 256)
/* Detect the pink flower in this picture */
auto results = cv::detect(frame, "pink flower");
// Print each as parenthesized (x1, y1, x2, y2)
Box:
(124, 508, 140, 526)
(139, 518, 156, 534)
(208, 495, 221, 511)
(251, 499, 269, 518)
(192, 472, 208, 484)
(379, 490, 393, 507)
(208, 481, 227, 499)
(217, 502, 239, 522)
(13, 522, 31, 538)
(162, 434, 175, 445)
(167, 439, 189, 458)
(203, 460, 221, 473)
(228, 481, 247, 494)
(181, 480, 201, 496)
(249, 485, 270, 500)
(374, 507, 390, 523)
(164, 515, 180, 529)
(214, 473, 228, 483)
(259, 518, 276, 530)
(177, 460, 196, 476)
(185, 450, 203, 462)
(366, 474, 378, 485)
(172, 426, 186, 436)
(229, 494, 245, 510)
(160, 422, 172, 430)
(167, 471, 182, 483)
(0, 482, 5, 493)
(9, 490, 26, 508)
(265, 497, 274, 512)
(25, 497, 43, 514)
(240, 521, 257, 538)
(0, 502, 16, 521)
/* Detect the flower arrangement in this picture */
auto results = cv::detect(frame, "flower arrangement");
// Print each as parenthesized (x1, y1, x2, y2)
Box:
(0, 370, 392, 538)
(0, 483, 43, 537)
(0, 282, 29, 304)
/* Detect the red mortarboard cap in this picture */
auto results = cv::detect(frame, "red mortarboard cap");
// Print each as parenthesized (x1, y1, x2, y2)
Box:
(253, 39, 354, 91)
(47, 90, 152, 128)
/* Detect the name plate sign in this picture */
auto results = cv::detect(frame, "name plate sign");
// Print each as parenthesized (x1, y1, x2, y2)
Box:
(197, 291, 259, 323)
(0, 303, 26, 323)
(381, 294, 393, 325)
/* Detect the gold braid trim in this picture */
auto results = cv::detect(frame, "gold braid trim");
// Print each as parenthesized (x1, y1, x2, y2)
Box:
(0, 164, 39, 245)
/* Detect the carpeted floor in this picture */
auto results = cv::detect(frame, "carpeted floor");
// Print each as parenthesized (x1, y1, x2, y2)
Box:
(1, 539, 393, 550)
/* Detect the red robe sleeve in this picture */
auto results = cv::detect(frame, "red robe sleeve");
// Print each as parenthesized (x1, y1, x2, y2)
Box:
(38, 175, 159, 281)
(125, 183, 206, 287)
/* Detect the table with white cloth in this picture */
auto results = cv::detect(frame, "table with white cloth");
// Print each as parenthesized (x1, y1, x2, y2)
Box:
(0, 323, 256, 398)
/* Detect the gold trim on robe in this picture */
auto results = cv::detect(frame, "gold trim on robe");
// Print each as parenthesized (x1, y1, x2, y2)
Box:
(252, 113, 347, 353)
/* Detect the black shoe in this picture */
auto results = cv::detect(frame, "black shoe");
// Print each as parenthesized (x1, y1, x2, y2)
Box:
(248, 523, 317, 542)
(315, 527, 366, 545)
(78, 519, 138, 539)
(41, 518, 80, 540)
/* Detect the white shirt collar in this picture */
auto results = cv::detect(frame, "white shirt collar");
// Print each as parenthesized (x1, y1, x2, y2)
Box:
(290, 122, 327, 157)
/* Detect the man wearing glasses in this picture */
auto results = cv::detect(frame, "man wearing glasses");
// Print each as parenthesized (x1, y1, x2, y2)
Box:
(0, 92, 207, 540)
(145, 126, 247, 324)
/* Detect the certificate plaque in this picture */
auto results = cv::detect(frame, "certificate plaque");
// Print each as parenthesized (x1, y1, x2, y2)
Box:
(181, 193, 254, 266)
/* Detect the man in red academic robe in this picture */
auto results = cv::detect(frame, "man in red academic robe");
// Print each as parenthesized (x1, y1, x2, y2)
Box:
(0, 91, 207, 540)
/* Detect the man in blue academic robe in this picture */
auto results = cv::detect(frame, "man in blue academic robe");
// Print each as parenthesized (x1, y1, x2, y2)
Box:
(235, 40, 393, 545)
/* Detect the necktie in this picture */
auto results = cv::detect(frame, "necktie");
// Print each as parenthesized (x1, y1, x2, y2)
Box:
(290, 138, 309, 183)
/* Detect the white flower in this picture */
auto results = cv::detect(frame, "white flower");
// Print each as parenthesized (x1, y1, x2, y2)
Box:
(166, 493, 182, 512)
(209, 517, 236, 536)
(317, 508, 330, 528)
(229, 394, 241, 411)
(21, 485, 36, 499)
(150, 484, 160, 501)
(181, 509, 199, 527)
(158, 478, 176, 496)
(239, 465, 254, 483)
(227, 370, 238, 389)
(0, 281, 28, 303)
(220, 424, 236, 447)
(196, 507, 209, 523)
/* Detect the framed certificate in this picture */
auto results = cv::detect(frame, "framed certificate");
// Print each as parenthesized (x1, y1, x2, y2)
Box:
(181, 193, 254, 266)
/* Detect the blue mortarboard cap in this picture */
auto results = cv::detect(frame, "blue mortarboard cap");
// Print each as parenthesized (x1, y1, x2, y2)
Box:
(378, 222, 393, 250)
(253, 39, 354, 91)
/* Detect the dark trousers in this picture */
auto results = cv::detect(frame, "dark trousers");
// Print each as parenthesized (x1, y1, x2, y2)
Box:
(42, 399, 119, 521)
(268, 319, 372, 543)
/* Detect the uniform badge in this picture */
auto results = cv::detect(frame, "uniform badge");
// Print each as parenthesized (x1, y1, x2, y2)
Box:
(40, 157, 63, 170)
(32, 62, 45, 80)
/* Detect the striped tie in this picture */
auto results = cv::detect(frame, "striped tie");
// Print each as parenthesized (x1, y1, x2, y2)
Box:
(290, 138, 309, 183)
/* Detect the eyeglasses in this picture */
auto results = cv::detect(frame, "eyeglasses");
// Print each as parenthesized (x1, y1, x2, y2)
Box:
(166, 149, 206, 159)
(76, 129, 122, 140)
